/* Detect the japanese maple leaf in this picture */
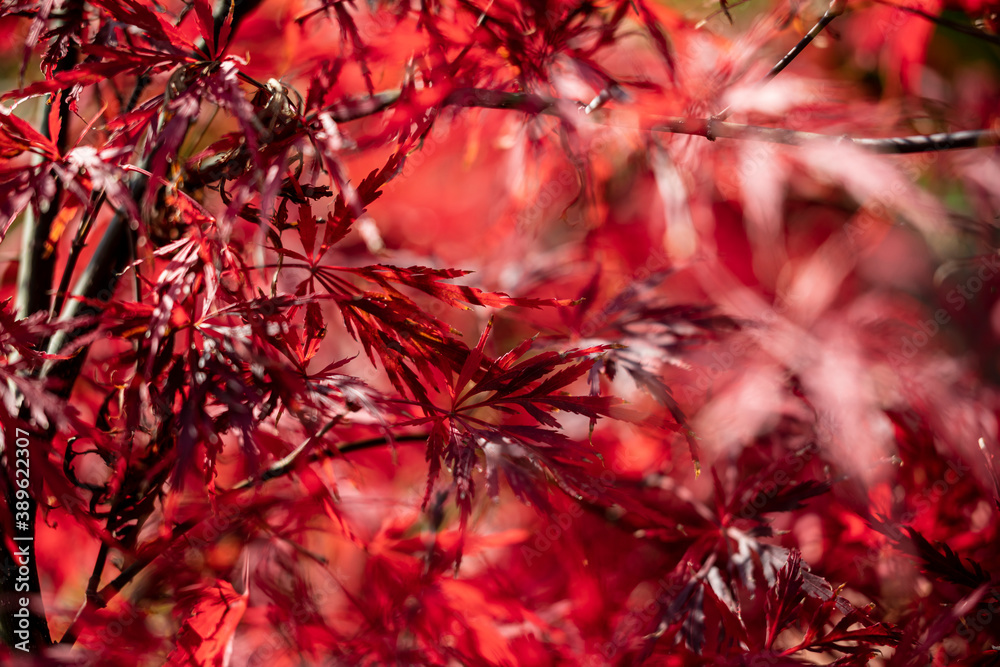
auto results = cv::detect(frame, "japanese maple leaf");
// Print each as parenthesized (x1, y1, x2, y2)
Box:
(395, 318, 680, 567)
(166, 579, 248, 667)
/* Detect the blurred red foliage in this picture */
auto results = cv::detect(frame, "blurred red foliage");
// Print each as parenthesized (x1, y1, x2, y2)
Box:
(1, 0, 1000, 664)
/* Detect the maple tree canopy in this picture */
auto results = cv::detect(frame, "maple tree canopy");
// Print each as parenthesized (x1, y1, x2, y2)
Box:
(1, 0, 1000, 664)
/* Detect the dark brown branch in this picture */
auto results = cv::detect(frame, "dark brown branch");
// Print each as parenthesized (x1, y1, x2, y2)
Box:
(58, 430, 427, 647)
(328, 89, 403, 122)
(227, 430, 429, 492)
(4, 5, 82, 651)
(871, 0, 1000, 48)
(695, 0, 756, 28)
(57, 516, 200, 647)
(762, 0, 846, 85)
(326, 87, 998, 155)
(320, 87, 560, 126)
(849, 130, 1000, 153)
(49, 191, 107, 319)
(715, 0, 846, 121)
(84, 542, 109, 606)
(419, 86, 1000, 154)
(41, 201, 134, 393)
(653, 117, 1000, 153)
(444, 87, 557, 114)
(41, 0, 266, 395)
(337, 433, 429, 456)
(14, 41, 78, 320)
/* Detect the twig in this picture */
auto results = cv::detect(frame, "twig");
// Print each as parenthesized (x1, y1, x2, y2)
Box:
(443, 87, 557, 115)
(653, 117, 1000, 153)
(695, 0, 756, 28)
(715, 0, 847, 121)
(228, 417, 344, 491)
(335, 87, 999, 155)
(84, 542, 109, 605)
(41, 202, 134, 389)
(762, 0, 847, 85)
(50, 191, 106, 318)
(227, 430, 428, 491)
(59, 429, 428, 646)
(57, 515, 200, 647)
(337, 432, 429, 455)
(870, 0, 1000, 48)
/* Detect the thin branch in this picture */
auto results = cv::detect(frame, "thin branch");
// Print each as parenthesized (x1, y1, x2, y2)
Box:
(228, 417, 344, 491)
(762, 0, 846, 85)
(50, 191, 106, 318)
(849, 130, 1000, 153)
(653, 117, 1000, 153)
(59, 429, 428, 647)
(57, 515, 200, 647)
(328, 89, 403, 122)
(444, 87, 557, 114)
(337, 432, 429, 456)
(318, 87, 557, 124)
(227, 430, 429, 491)
(40, 203, 133, 391)
(870, 0, 1000, 48)
(715, 0, 847, 121)
(327, 87, 999, 155)
(84, 542, 109, 604)
(695, 0, 756, 29)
